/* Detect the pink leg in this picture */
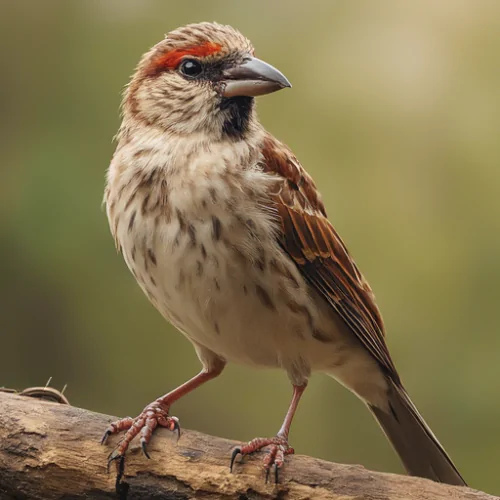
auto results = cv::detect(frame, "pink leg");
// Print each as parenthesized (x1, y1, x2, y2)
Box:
(230, 382, 307, 483)
(102, 361, 225, 467)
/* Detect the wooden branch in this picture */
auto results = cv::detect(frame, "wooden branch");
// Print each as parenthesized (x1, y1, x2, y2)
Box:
(0, 392, 495, 500)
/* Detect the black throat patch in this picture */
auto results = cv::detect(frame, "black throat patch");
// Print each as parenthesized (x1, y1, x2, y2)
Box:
(220, 96, 254, 140)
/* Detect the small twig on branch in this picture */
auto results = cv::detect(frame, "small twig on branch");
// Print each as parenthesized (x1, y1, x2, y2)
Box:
(0, 392, 496, 499)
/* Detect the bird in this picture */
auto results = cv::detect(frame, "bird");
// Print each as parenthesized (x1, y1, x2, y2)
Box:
(102, 22, 466, 486)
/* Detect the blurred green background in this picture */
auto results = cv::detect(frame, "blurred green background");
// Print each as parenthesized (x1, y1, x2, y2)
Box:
(1, 0, 499, 494)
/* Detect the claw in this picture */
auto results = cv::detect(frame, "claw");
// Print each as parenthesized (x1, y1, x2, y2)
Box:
(172, 417, 181, 441)
(230, 447, 241, 472)
(107, 449, 122, 473)
(141, 438, 151, 459)
(101, 429, 112, 445)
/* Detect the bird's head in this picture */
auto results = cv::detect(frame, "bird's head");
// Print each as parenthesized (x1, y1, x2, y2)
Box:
(123, 22, 291, 140)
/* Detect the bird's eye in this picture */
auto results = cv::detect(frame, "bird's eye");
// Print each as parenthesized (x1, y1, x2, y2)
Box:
(179, 59, 203, 77)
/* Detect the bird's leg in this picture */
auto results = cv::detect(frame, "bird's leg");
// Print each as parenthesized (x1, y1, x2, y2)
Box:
(102, 361, 225, 466)
(230, 382, 307, 483)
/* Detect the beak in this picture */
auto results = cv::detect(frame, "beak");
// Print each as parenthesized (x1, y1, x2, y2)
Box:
(221, 57, 292, 98)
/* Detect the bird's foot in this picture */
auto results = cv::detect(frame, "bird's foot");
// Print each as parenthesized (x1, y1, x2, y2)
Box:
(230, 435, 294, 483)
(101, 401, 180, 474)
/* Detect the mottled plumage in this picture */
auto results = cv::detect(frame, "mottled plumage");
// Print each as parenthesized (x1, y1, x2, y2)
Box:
(103, 22, 465, 486)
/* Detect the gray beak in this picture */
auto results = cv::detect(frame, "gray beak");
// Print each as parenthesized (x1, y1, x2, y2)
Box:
(221, 57, 292, 98)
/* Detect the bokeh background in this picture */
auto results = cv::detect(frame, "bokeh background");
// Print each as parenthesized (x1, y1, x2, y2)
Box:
(2, 0, 499, 494)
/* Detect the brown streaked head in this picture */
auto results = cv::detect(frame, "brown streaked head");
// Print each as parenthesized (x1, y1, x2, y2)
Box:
(123, 22, 291, 139)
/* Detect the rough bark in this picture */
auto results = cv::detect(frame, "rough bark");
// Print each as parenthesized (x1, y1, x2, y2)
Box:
(0, 392, 495, 500)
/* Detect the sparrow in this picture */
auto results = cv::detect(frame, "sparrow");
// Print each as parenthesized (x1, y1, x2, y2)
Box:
(103, 22, 466, 486)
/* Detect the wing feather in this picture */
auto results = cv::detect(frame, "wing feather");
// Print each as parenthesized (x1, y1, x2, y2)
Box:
(261, 134, 398, 378)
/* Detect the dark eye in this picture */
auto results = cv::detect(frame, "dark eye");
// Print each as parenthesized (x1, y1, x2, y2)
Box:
(179, 59, 203, 77)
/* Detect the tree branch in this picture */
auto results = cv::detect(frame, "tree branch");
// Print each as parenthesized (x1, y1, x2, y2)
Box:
(0, 392, 495, 500)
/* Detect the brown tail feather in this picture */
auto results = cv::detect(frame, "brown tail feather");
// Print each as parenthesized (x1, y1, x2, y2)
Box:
(369, 381, 466, 486)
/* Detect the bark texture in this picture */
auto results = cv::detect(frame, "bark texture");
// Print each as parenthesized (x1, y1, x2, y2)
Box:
(0, 392, 495, 500)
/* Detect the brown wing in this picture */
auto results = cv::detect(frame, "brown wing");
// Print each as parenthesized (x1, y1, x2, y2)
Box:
(261, 133, 398, 378)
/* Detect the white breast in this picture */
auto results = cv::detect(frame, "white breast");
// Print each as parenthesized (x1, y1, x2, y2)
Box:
(105, 131, 384, 391)
(107, 133, 281, 359)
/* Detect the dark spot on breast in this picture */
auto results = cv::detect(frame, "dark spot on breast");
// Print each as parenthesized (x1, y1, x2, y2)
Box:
(255, 285, 276, 311)
(284, 266, 300, 288)
(133, 148, 153, 159)
(147, 249, 157, 266)
(312, 329, 332, 343)
(141, 193, 151, 215)
(188, 224, 197, 247)
(176, 209, 186, 231)
(213, 278, 220, 291)
(196, 260, 203, 277)
(209, 187, 218, 204)
(214, 322, 220, 335)
(256, 247, 266, 271)
(139, 168, 158, 188)
(150, 275, 157, 287)
(287, 300, 313, 329)
(225, 197, 236, 211)
(212, 216, 222, 241)
(242, 284, 248, 295)
(128, 211, 136, 233)
(118, 183, 128, 198)
(131, 246, 137, 262)
(124, 190, 138, 210)
(200, 244, 207, 260)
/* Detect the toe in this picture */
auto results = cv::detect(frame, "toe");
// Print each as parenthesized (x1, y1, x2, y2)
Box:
(101, 417, 134, 446)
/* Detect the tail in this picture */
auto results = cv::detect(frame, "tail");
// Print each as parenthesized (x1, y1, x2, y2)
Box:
(369, 380, 466, 486)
